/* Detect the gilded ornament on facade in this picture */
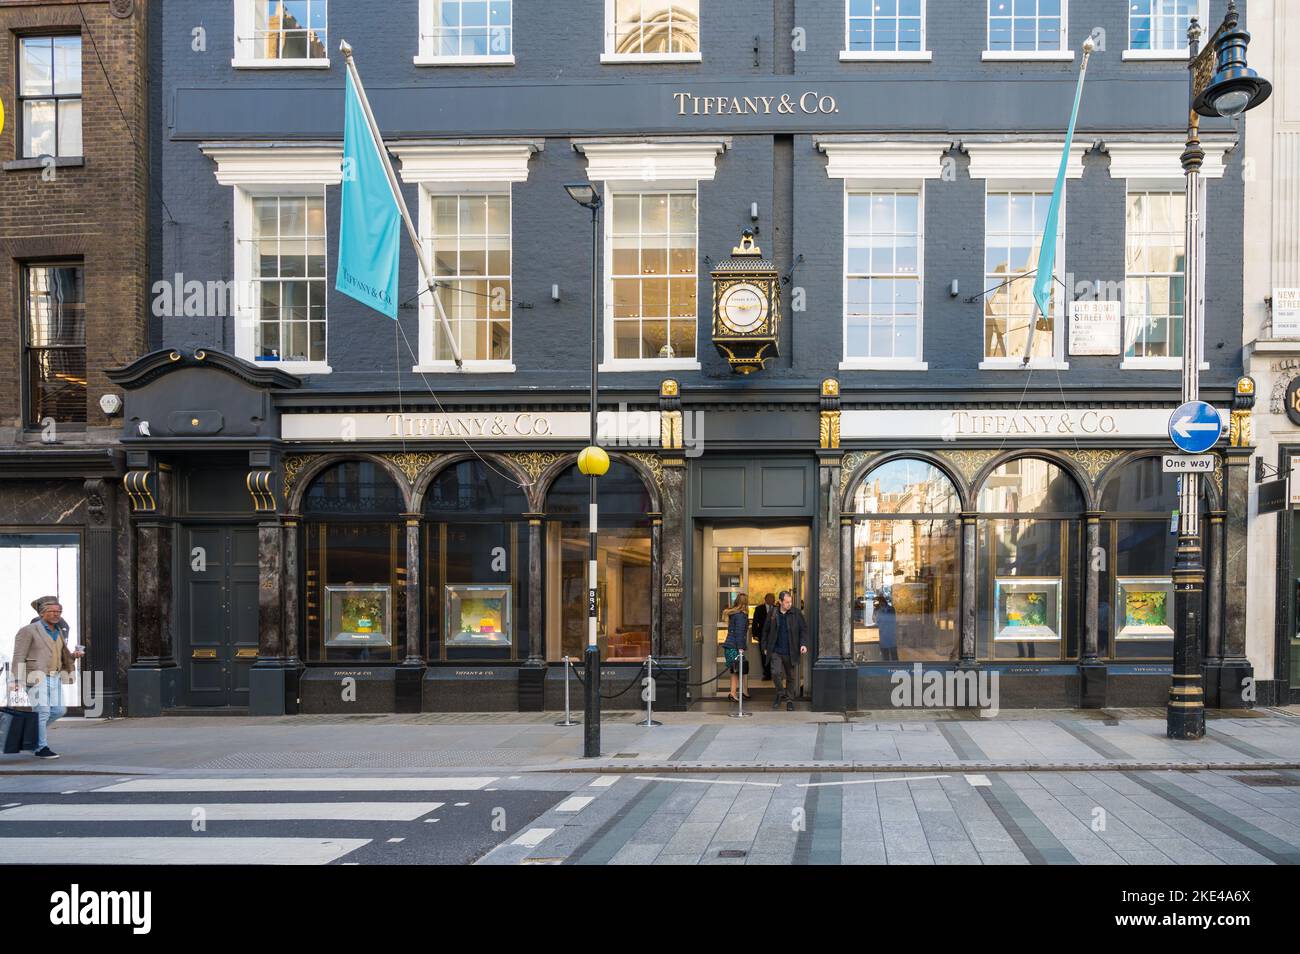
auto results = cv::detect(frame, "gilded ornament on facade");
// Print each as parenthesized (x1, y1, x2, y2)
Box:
(505, 451, 566, 485)
(941, 449, 1001, 487)
(626, 451, 665, 495)
(821, 378, 839, 397)
(819, 410, 841, 450)
(1228, 410, 1254, 448)
(838, 451, 880, 497)
(282, 454, 320, 494)
(383, 451, 445, 485)
(660, 379, 679, 398)
(1064, 448, 1122, 484)
(661, 409, 684, 450)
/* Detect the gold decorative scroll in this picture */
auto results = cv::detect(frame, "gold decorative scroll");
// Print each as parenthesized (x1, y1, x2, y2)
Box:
(819, 411, 841, 449)
(1063, 448, 1122, 484)
(282, 454, 321, 494)
(383, 452, 445, 485)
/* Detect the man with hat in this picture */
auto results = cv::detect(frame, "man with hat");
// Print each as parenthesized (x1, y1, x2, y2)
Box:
(8, 596, 82, 759)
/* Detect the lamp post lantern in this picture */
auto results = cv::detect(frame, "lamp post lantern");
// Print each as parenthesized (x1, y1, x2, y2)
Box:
(1168, 0, 1269, 741)
(565, 182, 605, 758)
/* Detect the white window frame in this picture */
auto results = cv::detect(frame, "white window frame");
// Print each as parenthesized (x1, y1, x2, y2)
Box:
(841, 0, 932, 62)
(818, 141, 948, 370)
(982, 0, 1073, 61)
(1107, 140, 1230, 370)
(577, 140, 725, 371)
(202, 144, 342, 375)
(979, 183, 1069, 368)
(1122, 186, 1189, 366)
(232, 0, 331, 70)
(601, 0, 703, 64)
(416, 0, 516, 66)
(392, 141, 540, 372)
(1123, 0, 1209, 61)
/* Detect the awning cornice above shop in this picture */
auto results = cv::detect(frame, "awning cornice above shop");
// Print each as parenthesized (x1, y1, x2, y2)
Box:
(108, 349, 303, 392)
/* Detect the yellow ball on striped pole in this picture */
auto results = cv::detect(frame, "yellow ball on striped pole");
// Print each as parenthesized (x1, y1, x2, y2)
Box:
(577, 445, 610, 477)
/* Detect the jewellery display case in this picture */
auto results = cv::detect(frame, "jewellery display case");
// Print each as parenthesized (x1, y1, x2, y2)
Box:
(324, 585, 393, 648)
(994, 578, 1062, 641)
(445, 584, 512, 648)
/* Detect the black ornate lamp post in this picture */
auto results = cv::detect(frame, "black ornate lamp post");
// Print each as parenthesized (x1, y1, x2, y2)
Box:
(1169, 0, 1270, 740)
(565, 182, 607, 758)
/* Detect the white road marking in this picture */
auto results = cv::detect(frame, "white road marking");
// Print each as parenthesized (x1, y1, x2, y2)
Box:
(97, 777, 497, 793)
(513, 827, 555, 847)
(454, 802, 469, 807)
(386, 838, 404, 844)
(555, 796, 594, 813)
(0, 837, 368, 865)
(797, 774, 949, 789)
(0, 802, 444, 822)
(966, 774, 993, 787)
(634, 776, 781, 788)
(589, 776, 619, 788)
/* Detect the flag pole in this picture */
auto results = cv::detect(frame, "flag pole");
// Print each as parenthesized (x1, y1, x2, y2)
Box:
(340, 40, 463, 368)
(1021, 33, 1095, 366)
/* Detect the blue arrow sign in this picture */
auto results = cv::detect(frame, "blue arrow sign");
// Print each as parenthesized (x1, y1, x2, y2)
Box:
(1168, 401, 1223, 454)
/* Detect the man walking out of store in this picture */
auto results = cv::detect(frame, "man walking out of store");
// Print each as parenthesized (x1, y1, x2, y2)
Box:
(9, 597, 80, 759)
(762, 590, 807, 711)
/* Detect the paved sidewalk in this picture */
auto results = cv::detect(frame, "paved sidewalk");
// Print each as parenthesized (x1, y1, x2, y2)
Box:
(3, 707, 1299, 776)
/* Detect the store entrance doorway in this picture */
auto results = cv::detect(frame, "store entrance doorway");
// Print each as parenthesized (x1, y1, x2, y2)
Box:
(699, 524, 810, 704)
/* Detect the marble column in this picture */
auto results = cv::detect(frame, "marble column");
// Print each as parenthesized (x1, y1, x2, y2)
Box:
(518, 514, 546, 711)
(1079, 511, 1106, 708)
(1216, 448, 1254, 707)
(959, 513, 978, 666)
(840, 516, 853, 660)
(282, 518, 301, 663)
(128, 514, 178, 715)
(812, 455, 854, 711)
(657, 460, 688, 710)
(396, 514, 425, 714)
(84, 479, 122, 717)
(1205, 513, 1225, 664)
(256, 520, 284, 660)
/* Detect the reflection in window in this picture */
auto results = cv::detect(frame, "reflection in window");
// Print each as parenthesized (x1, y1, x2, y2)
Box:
(429, 193, 512, 361)
(612, 0, 700, 54)
(610, 191, 698, 360)
(852, 460, 960, 662)
(19, 35, 81, 158)
(847, 0, 924, 53)
(987, 0, 1063, 53)
(1125, 191, 1186, 359)
(24, 264, 86, 426)
(846, 192, 922, 361)
(1130, 0, 1197, 51)
(977, 457, 1084, 513)
(253, 1, 328, 60)
(429, 0, 513, 57)
(984, 191, 1058, 360)
(546, 462, 653, 662)
(252, 193, 327, 363)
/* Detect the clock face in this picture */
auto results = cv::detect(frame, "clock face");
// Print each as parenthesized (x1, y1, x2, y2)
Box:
(719, 283, 769, 334)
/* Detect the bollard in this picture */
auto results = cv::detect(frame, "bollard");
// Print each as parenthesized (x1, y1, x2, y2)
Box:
(637, 653, 662, 727)
(730, 647, 752, 719)
(554, 656, 579, 727)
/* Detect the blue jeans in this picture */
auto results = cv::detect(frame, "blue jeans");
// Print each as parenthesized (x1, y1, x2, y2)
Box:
(28, 675, 66, 750)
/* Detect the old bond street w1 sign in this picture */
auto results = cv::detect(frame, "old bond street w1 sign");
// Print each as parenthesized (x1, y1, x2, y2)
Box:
(282, 410, 660, 442)
(840, 407, 1230, 441)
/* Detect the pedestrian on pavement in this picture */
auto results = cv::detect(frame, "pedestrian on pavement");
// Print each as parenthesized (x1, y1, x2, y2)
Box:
(722, 593, 750, 703)
(9, 596, 81, 759)
(752, 592, 775, 680)
(761, 590, 808, 710)
(874, 594, 898, 662)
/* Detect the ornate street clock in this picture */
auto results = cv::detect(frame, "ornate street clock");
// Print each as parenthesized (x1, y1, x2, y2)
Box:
(711, 229, 780, 374)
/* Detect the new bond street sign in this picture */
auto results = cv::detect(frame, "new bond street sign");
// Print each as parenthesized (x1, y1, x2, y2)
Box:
(1168, 400, 1223, 454)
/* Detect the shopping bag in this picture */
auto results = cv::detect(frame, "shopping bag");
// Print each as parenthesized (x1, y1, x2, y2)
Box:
(0, 707, 37, 754)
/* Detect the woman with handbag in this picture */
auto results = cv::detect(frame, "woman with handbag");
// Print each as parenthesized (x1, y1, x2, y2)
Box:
(722, 593, 750, 703)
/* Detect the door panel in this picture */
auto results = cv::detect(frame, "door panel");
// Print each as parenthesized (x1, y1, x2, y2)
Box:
(181, 526, 260, 708)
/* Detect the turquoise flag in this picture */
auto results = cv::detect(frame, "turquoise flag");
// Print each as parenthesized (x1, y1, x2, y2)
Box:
(1032, 61, 1090, 322)
(336, 70, 401, 320)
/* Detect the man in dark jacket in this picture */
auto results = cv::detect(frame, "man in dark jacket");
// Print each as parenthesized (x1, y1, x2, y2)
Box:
(751, 592, 775, 680)
(761, 590, 808, 710)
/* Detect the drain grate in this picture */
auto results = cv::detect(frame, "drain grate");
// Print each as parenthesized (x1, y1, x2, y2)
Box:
(612, 752, 639, 759)
(718, 849, 747, 858)
(1230, 774, 1300, 787)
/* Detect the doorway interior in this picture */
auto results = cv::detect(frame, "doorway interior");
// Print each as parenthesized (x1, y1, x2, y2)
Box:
(699, 524, 810, 702)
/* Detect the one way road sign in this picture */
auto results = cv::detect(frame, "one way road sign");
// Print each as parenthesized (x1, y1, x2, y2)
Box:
(1168, 401, 1224, 454)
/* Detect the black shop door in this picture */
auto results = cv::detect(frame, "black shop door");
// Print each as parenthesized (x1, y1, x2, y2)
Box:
(179, 527, 260, 707)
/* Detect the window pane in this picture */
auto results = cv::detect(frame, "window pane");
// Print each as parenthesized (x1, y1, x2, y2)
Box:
(52, 37, 81, 96)
(57, 100, 82, 157)
(22, 100, 56, 158)
(20, 38, 53, 97)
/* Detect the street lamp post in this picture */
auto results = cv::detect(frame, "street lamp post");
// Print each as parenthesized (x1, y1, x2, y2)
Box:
(565, 182, 607, 758)
(1169, 0, 1270, 740)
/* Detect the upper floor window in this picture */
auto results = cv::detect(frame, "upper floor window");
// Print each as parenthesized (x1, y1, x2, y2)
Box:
(1126, 0, 1206, 58)
(24, 263, 86, 427)
(845, 191, 923, 364)
(845, 0, 925, 55)
(604, 0, 701, 62)
(18, 36, 81, 159)
(428, 193, 513, 364)
(418, 0, 513, 64)
(984, 190, 1061, 363)
(250, 193, 328, 365)
(1124, 190, 1186, 360)
(233, 1, 329, 68)
(985, 0, 1070, 59)
(610, 190, 698, 362)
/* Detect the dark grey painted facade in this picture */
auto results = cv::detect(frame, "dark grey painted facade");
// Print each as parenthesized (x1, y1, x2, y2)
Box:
(118, 0, 1259, 716)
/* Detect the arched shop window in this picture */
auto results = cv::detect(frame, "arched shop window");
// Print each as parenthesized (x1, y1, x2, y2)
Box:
(1098, 456, 1209, 661)
(851, 458, 961, 663)
(977, 457, 1084, 660)
(545, 460, 653, 663)
(424, 460, 529, 662)
(303, 461, 406, 663)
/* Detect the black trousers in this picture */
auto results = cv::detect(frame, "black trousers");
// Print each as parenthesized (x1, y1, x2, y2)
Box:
(771, 653, 796, 700)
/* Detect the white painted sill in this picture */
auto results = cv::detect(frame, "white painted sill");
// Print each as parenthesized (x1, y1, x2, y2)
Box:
(413, 54, 516, 66)
(982, 50, 1075, 61)
(838, 359, 930, 371)
(251, 360, 333, 375)
(1120, 359, 1212, 370)
(231, 57, 331, 69)
(1122, 48, 1190, 61)
(978, 359, 1070, 370)
(411, 361, 517, 373)
(599, 358, 702, 372)
(839, 50, 932, 62)
(600, 52, 702, 64)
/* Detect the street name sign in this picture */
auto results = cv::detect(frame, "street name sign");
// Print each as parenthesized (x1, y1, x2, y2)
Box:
(1168, 401, 1223, 454)
(1259, 479, 1288, 515)
(1161, 454, 1215, 474)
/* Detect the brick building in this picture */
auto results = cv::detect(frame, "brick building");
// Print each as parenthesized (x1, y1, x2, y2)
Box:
(0, 0, 149, 717)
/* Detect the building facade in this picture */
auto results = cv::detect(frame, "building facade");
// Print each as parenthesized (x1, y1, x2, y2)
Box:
(0, 0, 149, 717)
(109, 0, 1256, 715)
(1243, 0, 1298, 705)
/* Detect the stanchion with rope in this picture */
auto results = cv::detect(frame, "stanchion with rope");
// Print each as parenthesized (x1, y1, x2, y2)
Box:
(554, 656, 579, 727)
(637, 653, 662, 727)
(729, 649, 752, 719)
(569, 658, 650, 701)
